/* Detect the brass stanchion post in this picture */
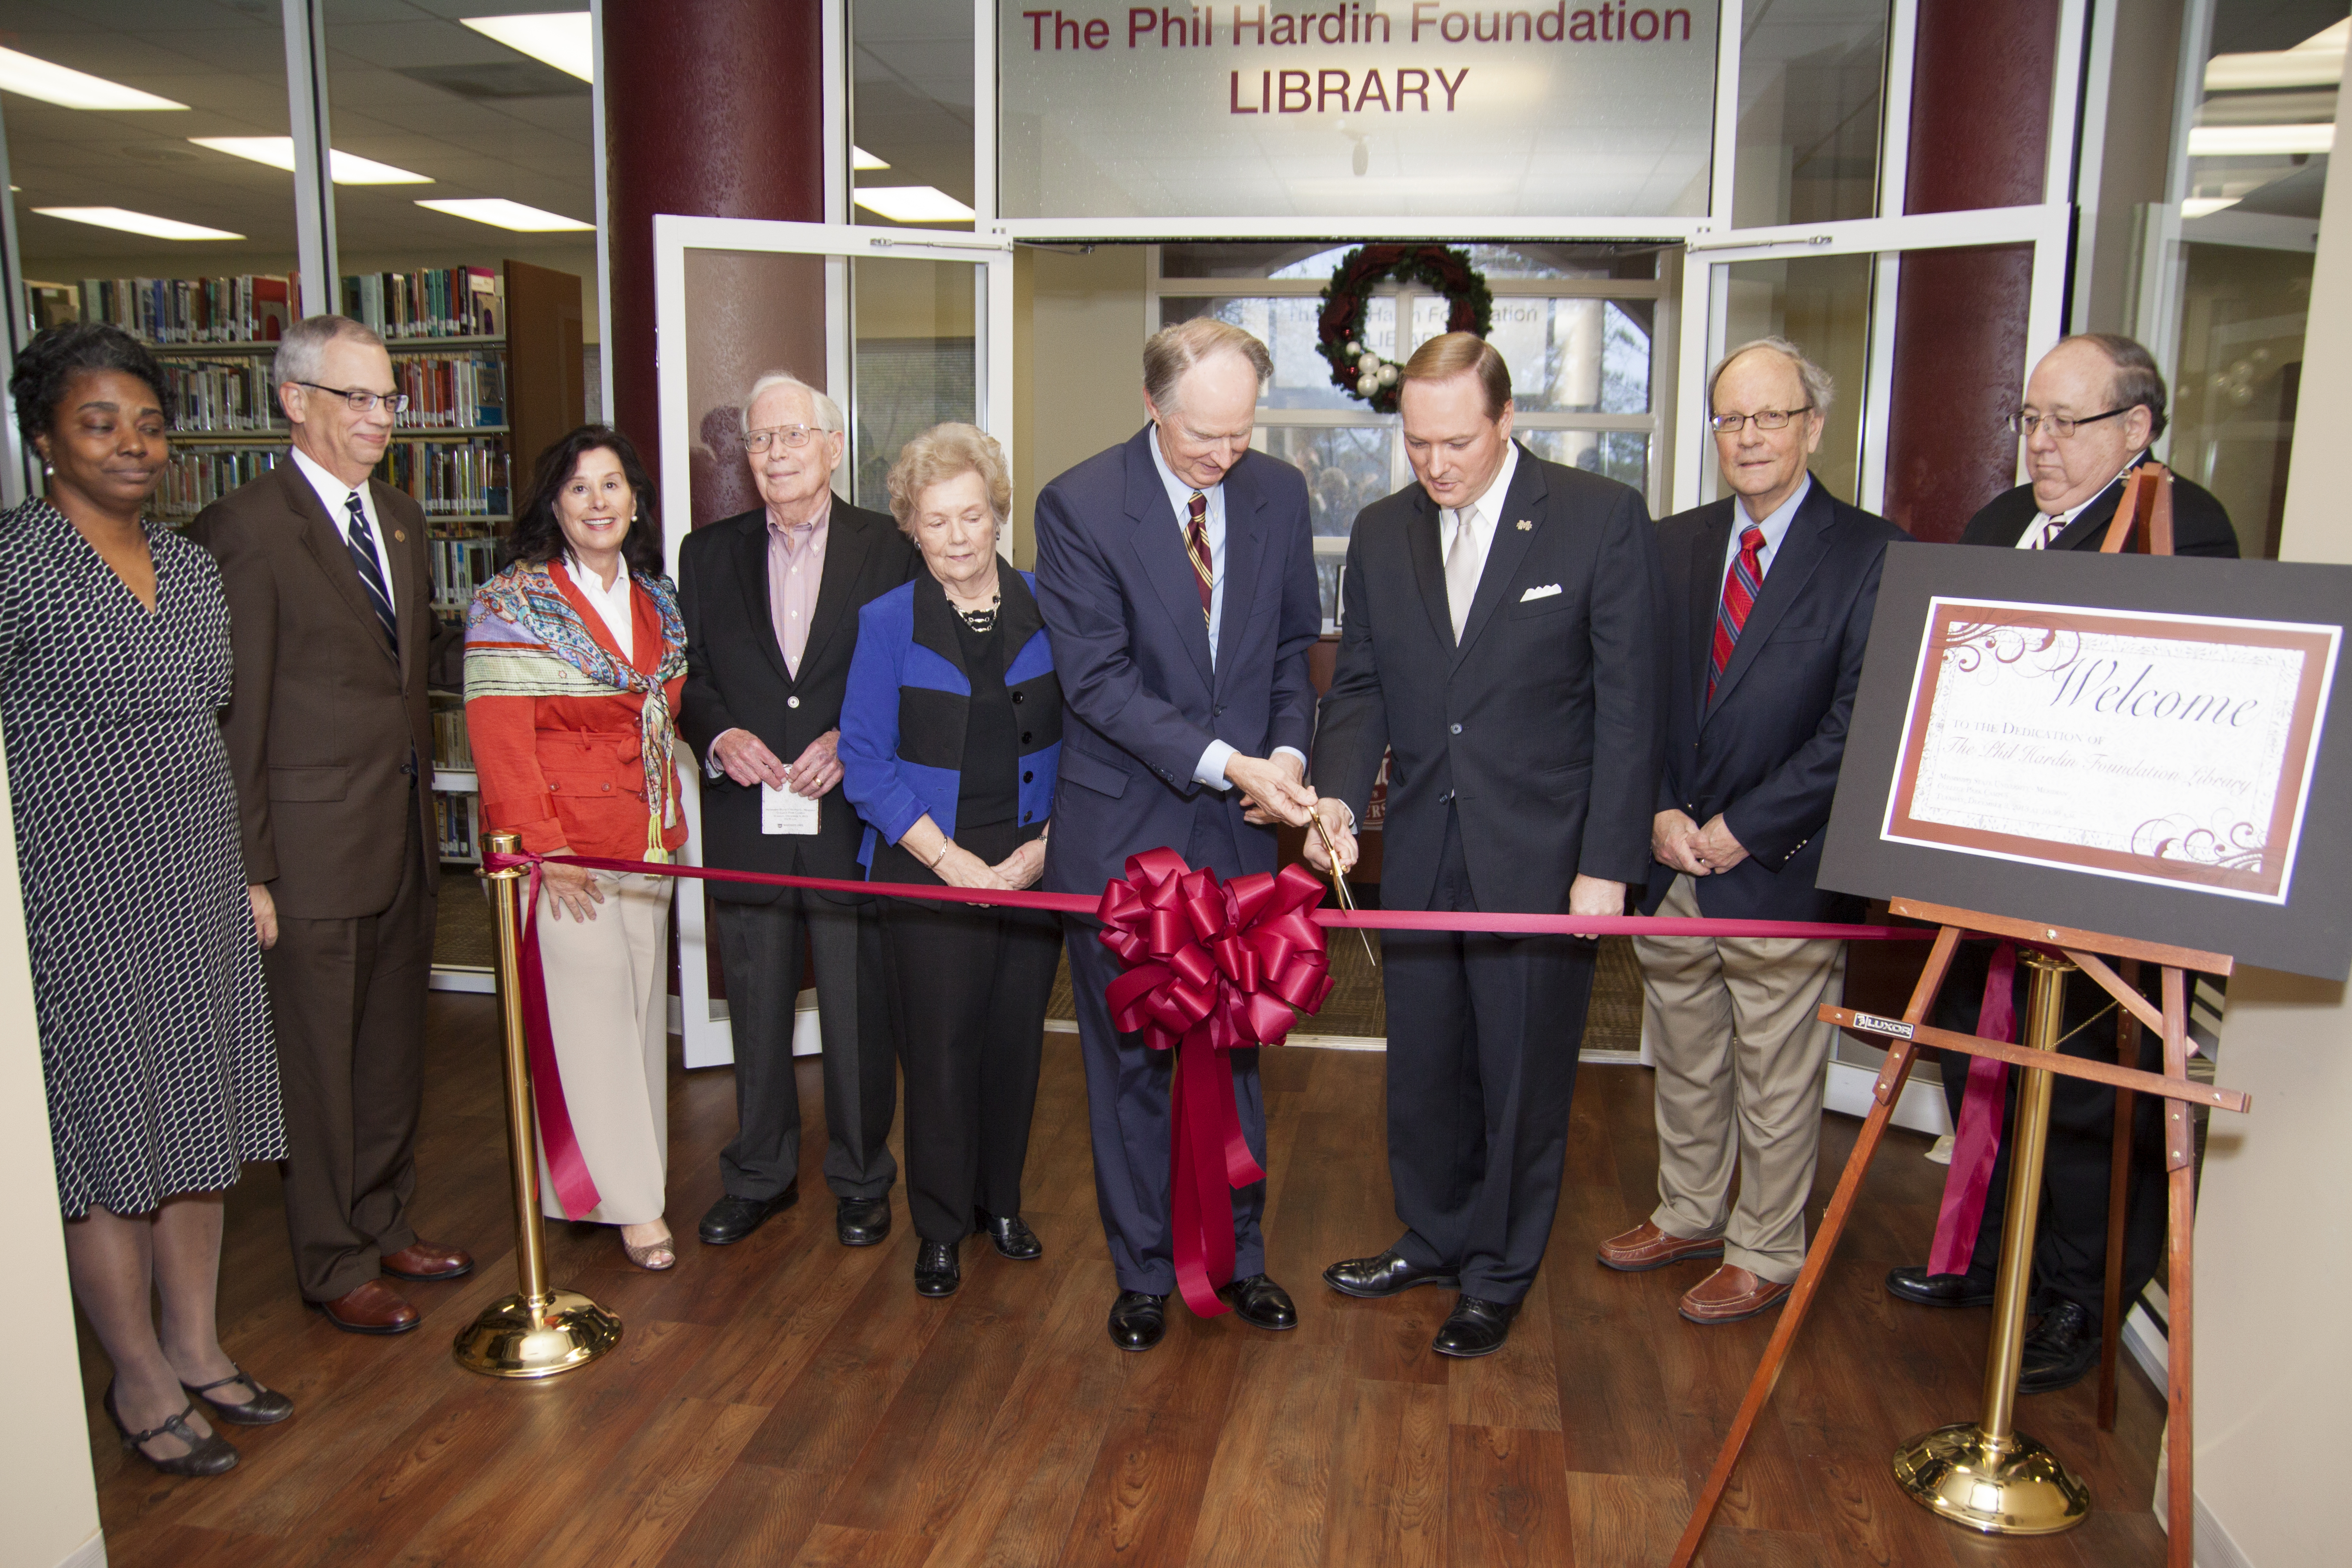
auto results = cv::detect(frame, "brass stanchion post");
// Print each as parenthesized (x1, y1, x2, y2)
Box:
(1892, 948, 2092, 1532)
(452, 830, 624, 1378)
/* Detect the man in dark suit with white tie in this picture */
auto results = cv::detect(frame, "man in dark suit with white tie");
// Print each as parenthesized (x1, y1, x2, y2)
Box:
(1033, 318, 1323, 1353)
(1886, 334, 2235, 1395)
(1595, 338, 1904, 1324)
(1311, 333, 1664, 1358)
(678, 373, 916, 1251)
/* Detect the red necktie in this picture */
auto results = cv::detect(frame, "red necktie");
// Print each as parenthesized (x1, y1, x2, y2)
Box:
(1708, 525, 1766, 700)
(1185, 490, 1211, 627)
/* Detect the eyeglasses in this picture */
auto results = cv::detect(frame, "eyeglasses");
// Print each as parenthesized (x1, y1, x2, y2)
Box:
(297, 382, 409, 416)
(1709, 406, 1813, 434)
(2009, 406, 2130, 440)
(745, 423, 833, 453)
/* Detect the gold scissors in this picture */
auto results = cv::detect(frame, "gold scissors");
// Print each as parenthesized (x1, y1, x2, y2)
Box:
(1313, 812, 1379, 969)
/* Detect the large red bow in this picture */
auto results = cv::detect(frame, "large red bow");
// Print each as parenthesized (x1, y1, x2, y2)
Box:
(1096, 848, 1335, 1317)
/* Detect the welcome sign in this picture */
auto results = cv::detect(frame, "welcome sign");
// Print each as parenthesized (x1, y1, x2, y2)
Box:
(997, 1, 1720, 222)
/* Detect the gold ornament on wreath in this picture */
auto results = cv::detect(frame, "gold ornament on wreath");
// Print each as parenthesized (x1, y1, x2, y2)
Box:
(1316, 244, 1495, 414)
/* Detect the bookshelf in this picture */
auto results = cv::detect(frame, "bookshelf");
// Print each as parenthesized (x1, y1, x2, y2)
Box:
(62, 260, 587, 988)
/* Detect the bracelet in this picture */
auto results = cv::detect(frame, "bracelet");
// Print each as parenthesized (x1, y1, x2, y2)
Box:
(926, 839, 952, 869)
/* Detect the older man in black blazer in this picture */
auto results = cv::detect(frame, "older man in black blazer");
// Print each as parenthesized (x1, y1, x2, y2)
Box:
(1312, 333, 1664, 1358)
(1595, 338, 1904, 1325)
(679, 373, 917, 1250)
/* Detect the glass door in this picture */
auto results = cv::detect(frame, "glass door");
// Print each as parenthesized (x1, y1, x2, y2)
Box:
(653, 217, 1013, 1066)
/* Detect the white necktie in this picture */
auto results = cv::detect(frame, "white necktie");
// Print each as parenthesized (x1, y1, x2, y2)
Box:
(1444, 504, 1484, 641)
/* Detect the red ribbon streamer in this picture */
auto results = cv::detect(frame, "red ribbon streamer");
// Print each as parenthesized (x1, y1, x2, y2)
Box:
(1094, 849, 1335, 1317)
(481, 848, 1935, 1234)
(1927, 940, 2018, 1276)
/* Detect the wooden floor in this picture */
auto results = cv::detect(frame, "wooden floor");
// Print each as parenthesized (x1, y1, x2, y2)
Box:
(82, 994, 2169, 1568)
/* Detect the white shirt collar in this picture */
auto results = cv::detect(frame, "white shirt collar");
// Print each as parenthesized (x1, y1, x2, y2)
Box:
(290, 444, 366, 514)
(565, 552, 635, 662)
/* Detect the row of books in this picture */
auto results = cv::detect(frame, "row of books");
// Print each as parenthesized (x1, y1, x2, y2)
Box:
(154, 447, 282, 522)
(434, 790, 482, 862)
(375, 438, 511, 518)
(431, 706, 475, 772)
(164, 359, 280, 433)
(343, 268, 502, 340)
(432, 537, 503, 615)
(77, 275, 297, 344)
(392, 353, 507, 429)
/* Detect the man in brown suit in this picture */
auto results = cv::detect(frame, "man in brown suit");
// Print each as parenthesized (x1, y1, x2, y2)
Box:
(190, 314, 472, 1333)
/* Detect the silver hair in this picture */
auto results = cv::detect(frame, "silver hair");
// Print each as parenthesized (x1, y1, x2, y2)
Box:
(1707, 336, 1835, 419)
(1142, 317, 1273, 415)
(272, 313, 387, 391)
(739, 371, 844, 437)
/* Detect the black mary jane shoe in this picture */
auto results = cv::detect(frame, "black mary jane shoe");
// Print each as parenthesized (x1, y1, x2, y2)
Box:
(105, 1382, 239, 1477)
(1215, 1273, 1298, 1331)
(181, 1364, 294, 1426)
(976, 1208, 1042, 1261)
(837, 1195, 893, 1247)
(1108, 1290, 1169, 1352)
(1323, 1249, 1461, 1300)
(914, 1240, 962, 1298)
(1884, 1264, 1997, 1309)
(1431, 1295, 1521, 1359)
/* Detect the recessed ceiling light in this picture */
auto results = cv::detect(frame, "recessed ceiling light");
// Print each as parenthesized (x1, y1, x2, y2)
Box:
(853, 186, 977, 224)
(2186, 124, 2336, 158)
(460, 13, 593, 82)
(190, 136, 432, 185)
(0, 46, 187, 110)
(2181, 197, 2241, 219)
(34, 206, 242, 241)
(853, 146, 890, 171)
(416, 196, 593, 232)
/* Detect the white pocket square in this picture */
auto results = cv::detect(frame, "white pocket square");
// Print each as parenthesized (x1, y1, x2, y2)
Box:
(1519, 583, 1563, 602)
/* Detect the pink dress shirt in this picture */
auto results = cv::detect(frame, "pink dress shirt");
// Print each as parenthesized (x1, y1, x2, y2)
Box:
(769, 497, 830, 677)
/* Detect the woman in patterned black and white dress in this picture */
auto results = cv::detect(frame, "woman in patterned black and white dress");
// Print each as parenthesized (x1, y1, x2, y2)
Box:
(0, 324, 291, 1477)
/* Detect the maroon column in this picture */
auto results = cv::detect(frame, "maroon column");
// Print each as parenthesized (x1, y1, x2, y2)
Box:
(603, 0, 825, 491)
(1882, 0, 2059, 542)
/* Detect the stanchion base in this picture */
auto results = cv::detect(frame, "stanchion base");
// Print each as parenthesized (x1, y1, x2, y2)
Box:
(1893, 1422, 2092, 1534)
(452, 1289, 623, 1378)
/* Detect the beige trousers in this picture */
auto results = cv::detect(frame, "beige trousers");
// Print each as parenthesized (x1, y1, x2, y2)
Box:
(533, 872, 671, 1226)
(1633, 874, 1848, 1284)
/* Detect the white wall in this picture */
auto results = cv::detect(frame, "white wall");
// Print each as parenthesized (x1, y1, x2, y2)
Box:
(0, 734, 104, 1563)
(2187, 32, 2352, 1568)
(1012, 244, 1147, 567)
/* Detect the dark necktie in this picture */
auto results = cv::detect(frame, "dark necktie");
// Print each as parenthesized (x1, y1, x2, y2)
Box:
(1184, 490, 1212, 628)
(343, 490, 398, 649)
(1708, 524, 1765, 700)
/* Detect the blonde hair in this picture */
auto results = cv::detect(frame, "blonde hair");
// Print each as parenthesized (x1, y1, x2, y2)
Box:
(1142, 317, 1273, 413)
(1399, 332, 1512, 420)
(885, 423, 1012, 537)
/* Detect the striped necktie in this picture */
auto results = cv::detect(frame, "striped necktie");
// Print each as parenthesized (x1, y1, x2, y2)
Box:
(343, 490, 398, 649)
(1708, 524, 1765, 700)
(1184, 490, 1212, 628)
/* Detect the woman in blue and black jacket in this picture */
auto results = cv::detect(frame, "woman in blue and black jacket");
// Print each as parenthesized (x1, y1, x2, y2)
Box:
(840, 424, 1062, 1300)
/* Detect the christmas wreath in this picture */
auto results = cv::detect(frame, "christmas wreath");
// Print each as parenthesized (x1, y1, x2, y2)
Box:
(1316, 245, 1494, 414)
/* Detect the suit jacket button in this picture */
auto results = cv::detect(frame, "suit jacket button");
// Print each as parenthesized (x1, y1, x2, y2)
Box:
(1012, 690, 1024, 703)
(788, 696, 801, 709)
(1023, 771, 1034, 783)
(1021, 732, 1032, 744)
(1450, 723, 1462, 735)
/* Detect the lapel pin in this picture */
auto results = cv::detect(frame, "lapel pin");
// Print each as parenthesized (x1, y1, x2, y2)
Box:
(393, 529, 406, 542)
(1516, 519, 1532, 531)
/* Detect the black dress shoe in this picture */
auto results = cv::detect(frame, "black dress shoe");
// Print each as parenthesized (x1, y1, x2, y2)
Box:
(1432, 1295, 1520, 1359)
(1216, 1273, 1298, 1331)
(837, 1195, 891, 1247)
(1108, 1289, 1169, 1352)
(2018, 1300, 2100, 1394)
(1324, 1249, 1461, 1299)
(105, 1383, 238, 1477)
(976, 1209, 1042, 1261)
(914, 1240, 961, 1297)
(698, 1185, 798, 1246)
(181, 1364, 294, 1426)
(1885, 1264, 1998, 1308)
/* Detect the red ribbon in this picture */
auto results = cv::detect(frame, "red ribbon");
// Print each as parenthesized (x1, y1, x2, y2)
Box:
(513, 861, 605, 1222)
(1927, 940, 2018, 1275)
(1094, 849, 1334, 1318)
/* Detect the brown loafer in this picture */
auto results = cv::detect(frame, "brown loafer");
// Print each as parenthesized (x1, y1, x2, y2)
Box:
(1596, 1221, 1725, 1273)
(1678, 1265, 1791, 1324)
(314, 1278, 420, 1335)
(381, 1240, 475, 1281)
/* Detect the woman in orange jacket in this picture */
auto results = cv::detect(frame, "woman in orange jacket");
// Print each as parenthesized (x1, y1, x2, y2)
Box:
(465, 426, 686, 1269)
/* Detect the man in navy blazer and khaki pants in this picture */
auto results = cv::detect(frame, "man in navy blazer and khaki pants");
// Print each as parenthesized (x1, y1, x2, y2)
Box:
(1596, 338, 1904, 1324)
(1033, 318, 1323, 1353)
(1311, 334, 1664, 1358)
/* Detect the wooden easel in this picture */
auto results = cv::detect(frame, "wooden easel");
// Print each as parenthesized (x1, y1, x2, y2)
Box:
(1673, 467, 2254, 1567)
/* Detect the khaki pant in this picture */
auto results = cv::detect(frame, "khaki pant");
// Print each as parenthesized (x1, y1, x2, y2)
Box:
(1633, 874, 1847, 1284)
(534, 872, 671, 1225)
